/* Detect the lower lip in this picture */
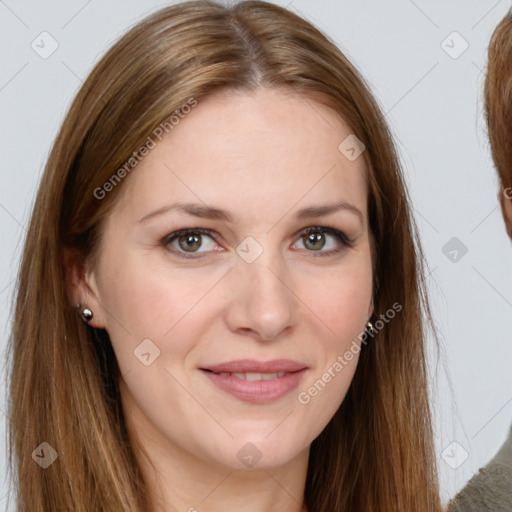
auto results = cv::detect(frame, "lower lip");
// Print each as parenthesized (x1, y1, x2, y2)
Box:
(201, 369, 307, 404)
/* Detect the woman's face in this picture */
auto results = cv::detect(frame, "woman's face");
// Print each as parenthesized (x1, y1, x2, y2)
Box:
(84, 88, 373, 470)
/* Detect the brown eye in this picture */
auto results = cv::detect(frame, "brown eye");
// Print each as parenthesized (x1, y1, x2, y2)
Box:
(303, 232, 326, 251)
(178, 233, 202, 252)
(163, 229, 218, 257)
(294, 226, 353, 257)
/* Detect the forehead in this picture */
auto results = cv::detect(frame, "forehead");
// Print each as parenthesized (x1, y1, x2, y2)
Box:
(111, 88, 368, 223)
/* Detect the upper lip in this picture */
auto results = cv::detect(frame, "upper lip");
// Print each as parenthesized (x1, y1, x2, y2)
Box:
(201, 359, 308, 373)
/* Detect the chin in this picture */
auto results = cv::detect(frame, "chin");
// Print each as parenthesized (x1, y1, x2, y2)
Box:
(208, 435, 309, 471)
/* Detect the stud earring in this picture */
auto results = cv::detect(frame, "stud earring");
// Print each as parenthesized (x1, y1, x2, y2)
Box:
(366, 320, 376, 335)
(76, 304, 93, 323)
(81, 308, 93, 323)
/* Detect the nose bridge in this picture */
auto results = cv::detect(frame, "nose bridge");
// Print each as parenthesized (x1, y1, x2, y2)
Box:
(240, 240, 290, 304)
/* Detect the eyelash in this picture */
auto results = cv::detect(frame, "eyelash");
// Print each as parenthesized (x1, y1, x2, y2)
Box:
(161, 225, 354, 260)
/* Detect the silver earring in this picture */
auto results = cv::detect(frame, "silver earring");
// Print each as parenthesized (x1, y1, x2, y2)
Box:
(81, 308, 93, 323)
(76, 304, 93, 323)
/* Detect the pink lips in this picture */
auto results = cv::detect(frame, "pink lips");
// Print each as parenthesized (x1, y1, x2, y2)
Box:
(200, 359, 308, 404)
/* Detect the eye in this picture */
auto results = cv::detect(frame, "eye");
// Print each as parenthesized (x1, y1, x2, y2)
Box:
(162, 225, 353, 259)
(293, 226, 353, 257)
(162, 228, 219, 258)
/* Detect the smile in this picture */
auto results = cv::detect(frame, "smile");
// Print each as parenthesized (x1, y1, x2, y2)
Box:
(200, 361, 308, 404)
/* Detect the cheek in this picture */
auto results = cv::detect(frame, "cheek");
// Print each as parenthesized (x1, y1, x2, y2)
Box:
(95, 252, 228, 373)
(98, 252, 212, 334)
(295, 261, 372, 434)
(304, 257, 373, 343)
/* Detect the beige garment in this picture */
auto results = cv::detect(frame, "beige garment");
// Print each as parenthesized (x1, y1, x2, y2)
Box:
(448, 424, 512, 512)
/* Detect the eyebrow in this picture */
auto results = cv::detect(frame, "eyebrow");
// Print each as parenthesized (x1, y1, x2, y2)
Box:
(138, 200, 364, 224)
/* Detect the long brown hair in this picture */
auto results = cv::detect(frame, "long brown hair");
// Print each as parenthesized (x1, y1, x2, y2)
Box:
(6, 1, 443, 510)
(485, 10, 512, 189)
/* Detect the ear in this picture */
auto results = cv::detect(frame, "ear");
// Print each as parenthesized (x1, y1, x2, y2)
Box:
(367, 297, 374, 321)
(498, 185, 512, 239)
(63, 248, 107, 329)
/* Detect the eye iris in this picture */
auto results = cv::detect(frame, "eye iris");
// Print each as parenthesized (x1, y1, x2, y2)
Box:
(304, 232, 325, 250)
(179, 233, 201, 252)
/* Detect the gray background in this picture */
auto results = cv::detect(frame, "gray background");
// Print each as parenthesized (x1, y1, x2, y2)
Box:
(1, 0, 512, 508)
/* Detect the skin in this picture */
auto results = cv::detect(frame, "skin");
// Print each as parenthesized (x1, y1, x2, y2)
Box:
(68, 88, 374, 512)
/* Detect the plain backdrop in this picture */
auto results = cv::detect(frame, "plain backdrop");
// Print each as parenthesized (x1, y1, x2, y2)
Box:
(2, 0, 512, 509)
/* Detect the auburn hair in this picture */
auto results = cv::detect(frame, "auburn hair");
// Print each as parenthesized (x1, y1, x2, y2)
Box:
(485, 10, 512, 189)
(7, 1, 443, 510)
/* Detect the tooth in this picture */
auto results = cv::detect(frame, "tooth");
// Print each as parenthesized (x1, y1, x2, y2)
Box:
(245, 372, 263, 381)
(222, 372, 286, 380)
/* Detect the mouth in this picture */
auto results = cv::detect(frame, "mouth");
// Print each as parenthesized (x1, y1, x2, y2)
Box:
(199, 359, 308, 403)
(200, 358, 308, 374)
(202, 370, 288, 380)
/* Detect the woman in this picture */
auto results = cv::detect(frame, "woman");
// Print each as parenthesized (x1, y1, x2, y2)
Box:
(447, 10, 512, 512)
(6, 1, 443, 511)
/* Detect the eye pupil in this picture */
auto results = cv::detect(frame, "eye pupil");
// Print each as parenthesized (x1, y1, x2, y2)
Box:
(304, 232, 325, 250)
(179, 234, 201, 252)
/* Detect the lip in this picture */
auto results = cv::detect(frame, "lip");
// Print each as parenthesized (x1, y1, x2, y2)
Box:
(201, 359, 308, 374)
(200, 359, 308, 404)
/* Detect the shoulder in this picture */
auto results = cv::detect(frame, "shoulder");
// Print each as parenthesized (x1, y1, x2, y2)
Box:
(448, 424, 512, 512)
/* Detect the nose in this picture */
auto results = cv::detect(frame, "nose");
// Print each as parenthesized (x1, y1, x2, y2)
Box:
(224, 245, 298, 342)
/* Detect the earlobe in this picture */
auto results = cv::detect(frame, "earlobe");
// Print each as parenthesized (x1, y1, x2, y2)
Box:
(63, 248, 107, 329)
